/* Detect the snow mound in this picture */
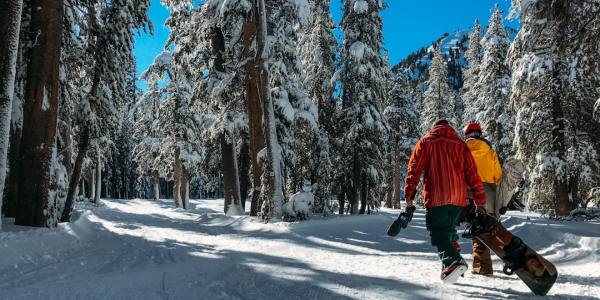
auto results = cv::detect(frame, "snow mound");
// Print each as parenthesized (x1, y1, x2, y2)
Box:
(1, 200, 599, 299)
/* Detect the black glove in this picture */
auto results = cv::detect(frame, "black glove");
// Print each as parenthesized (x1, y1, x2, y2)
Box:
(399, 205, 417, 228)
(499, 206, 508, 215)
(475, 205, 487, 216)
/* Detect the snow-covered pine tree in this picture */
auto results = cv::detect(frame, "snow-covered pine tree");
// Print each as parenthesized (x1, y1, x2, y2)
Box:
(61, 0, 151, 222)
(385, 76, 419, 209)
(142, 50, 203, 209)
(420, 44, 456, 134)
(462, 19, 483, 126)
(132, 71, 163, 201)
(194, 0, 249, 215)
(298, 0, 337, 213)
(339, 0, 389, 214)
(264, 0, 320, 219)
(472, 5, 513, 159)
(0, 0, 23, 229)
(508, 0, 600, 215)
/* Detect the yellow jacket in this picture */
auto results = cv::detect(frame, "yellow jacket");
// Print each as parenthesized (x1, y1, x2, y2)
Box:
(466, 138, 502, 184)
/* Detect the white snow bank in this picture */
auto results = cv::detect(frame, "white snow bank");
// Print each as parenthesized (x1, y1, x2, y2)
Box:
(1, 199, 599, 299)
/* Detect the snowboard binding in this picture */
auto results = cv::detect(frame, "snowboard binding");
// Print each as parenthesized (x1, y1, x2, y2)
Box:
(462, 209, 497, 239)
(501, 236, 527, 275)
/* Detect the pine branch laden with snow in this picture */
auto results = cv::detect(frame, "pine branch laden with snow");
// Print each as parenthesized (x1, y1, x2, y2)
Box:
(508, 0, 600, 216)
(338, 0, 389, 214)
(420, 45, 457, 133)
(467, 5, 514, 159)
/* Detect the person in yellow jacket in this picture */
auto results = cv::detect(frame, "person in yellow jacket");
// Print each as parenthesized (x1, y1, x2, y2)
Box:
(463, 122, 503, 277)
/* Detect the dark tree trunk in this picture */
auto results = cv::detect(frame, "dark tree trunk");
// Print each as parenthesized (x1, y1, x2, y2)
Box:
(338, 191, 346, 215)
(60, 126, 89, 222)
(94, 152, 101, 203)
(0, 0, 23, 224)
(4, 126, 21, 217)
(152, 171, 159, 201)
(391, 147, 401, 209)
(14, 0, 63, 227)
(172, 148, 182, 208)
(359, 174, 367, 214)
(243, 9, 266, 216)
(180, 167, 188, 209)
(350, 150, 360, 214)
(221, 134, 241, 213)
(238, 138, 251, 210)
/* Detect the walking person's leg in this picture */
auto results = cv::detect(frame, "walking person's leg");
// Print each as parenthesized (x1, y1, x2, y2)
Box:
(426, 206, 465, 269)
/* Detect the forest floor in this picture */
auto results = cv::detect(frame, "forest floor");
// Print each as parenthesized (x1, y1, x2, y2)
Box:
(1, 198, 599, 300)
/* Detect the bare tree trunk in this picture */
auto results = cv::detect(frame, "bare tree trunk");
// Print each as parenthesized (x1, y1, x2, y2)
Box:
(90, 168, 95, 200)
(338, 191, 346, 215)
(238, 138, 251, 210)
(4, 126, 21, 217)
(94, 151, 101, 203)
(222, 134, 242, 214)
(350, 150, 360, 214)
(391, 147, 401, 209)
(243, 8, 266, 217)
(359, 175, 367, 214)
(152, 171, 159, 201)
(180, 167, 189, 209)
(256, 0, 284, 221)
(0, 0, 23, 228)
(60, 126, 89, 222)
(14, 0, 62, 227)
(172, 148, 182, 208)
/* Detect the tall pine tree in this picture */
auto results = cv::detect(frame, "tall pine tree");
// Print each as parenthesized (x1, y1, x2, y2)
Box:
(420, 45, 456, 134)
(339, 0, 389, 214)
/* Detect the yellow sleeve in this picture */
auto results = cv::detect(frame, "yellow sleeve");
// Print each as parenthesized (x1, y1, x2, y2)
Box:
(493, 151, 502, 184)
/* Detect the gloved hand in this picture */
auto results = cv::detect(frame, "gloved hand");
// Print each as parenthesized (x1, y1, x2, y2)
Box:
(399, 205, 417, 228)
(475, 205, 487, 216)
(499, 206, 508, 215)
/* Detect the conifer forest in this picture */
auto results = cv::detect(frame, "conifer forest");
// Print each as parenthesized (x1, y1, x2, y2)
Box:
(0, 1, 599, 299)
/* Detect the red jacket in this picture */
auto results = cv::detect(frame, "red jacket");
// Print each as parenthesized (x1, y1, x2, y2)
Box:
(403, 124, 486, 208)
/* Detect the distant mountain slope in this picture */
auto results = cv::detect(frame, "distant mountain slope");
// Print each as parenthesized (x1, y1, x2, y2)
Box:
(392, 26, 518, 91)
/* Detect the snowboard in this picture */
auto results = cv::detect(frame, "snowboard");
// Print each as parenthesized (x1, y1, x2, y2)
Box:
(462, 208, 558, 296)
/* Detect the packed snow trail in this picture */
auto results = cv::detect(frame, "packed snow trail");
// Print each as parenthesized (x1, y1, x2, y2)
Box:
(1, 199, 599, 300)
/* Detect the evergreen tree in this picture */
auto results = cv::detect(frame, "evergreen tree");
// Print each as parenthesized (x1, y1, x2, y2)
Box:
(420, 44, 456, 133)
(384, 76, 418, 209)
(339, 0, 389, 214)
(472, 5, 513, 158)
(462, 19, 483, 126)
(298, 0, 337, 213)
(508, 0, 600, 215)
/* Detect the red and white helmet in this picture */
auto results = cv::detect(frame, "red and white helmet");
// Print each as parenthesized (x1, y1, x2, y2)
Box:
(463, 123, 482, 136)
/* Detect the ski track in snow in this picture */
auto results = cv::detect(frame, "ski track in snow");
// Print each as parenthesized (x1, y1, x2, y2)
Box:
(1, 199, 599, 300)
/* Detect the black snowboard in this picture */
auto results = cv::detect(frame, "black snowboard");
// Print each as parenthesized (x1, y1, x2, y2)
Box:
(462, 208, 558, 296)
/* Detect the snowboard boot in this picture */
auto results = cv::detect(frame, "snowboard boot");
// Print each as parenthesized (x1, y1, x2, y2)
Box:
(441, 259, 468, 283)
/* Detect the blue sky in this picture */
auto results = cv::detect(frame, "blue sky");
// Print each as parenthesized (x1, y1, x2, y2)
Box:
(133, 0, 518, 87)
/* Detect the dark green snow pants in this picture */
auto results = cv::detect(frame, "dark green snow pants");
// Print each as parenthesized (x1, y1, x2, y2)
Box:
(426, 205, 464, 268)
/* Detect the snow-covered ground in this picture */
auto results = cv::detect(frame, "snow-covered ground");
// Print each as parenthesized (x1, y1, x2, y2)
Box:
(1, 199, 599, 300)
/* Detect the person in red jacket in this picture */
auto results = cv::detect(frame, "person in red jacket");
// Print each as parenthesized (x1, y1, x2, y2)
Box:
(403, 120, 487, 282)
